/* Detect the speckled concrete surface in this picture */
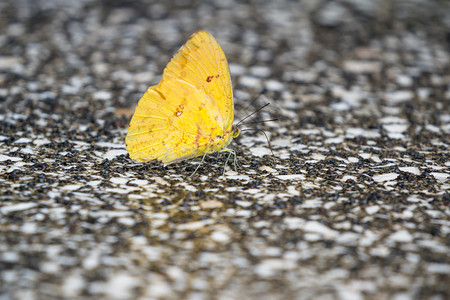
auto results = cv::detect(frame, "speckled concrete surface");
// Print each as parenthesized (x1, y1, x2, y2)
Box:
(0, 1, 449, 299)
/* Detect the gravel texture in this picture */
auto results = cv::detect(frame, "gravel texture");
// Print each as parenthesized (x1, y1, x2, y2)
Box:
(0, 0, 449, 299)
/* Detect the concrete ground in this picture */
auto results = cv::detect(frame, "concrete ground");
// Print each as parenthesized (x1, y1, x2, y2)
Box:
(0, 0, 449, 299)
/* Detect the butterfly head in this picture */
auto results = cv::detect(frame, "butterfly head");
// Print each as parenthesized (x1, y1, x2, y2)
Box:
(231, 125, 240, 139)
(209, 125, 240, 153)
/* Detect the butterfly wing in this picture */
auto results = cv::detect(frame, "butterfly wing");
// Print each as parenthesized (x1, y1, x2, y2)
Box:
(126, 79, 224, 163)
(161, 30, 234, 133)
(126, 30, 234, 164)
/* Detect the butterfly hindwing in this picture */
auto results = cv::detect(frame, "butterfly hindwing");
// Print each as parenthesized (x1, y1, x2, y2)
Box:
(126, 80, 224, 163)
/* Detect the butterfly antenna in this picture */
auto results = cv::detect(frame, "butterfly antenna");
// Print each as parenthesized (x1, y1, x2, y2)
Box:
(236, 103, 271, 127)
(238, 118, 278, 126)
(240, 128, 276, 160)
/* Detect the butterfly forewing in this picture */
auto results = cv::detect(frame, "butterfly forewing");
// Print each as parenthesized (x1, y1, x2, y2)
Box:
(162, 30, 234, 132)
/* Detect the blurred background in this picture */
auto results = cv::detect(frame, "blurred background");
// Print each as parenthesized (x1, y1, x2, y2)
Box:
(1, 0, 448, 120)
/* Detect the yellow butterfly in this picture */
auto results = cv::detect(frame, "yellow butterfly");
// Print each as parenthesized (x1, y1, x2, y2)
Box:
(125, 30, 240, 172)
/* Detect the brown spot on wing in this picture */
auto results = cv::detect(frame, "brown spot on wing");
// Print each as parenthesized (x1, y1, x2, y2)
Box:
(195, 127, 201, 147)
(174, 104, 185, 117)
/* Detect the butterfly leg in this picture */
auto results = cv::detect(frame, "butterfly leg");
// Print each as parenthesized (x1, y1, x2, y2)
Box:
(232, 150, 241, 170)
(221, 149, 233, 176)
(221, 148, 239, 174)
(189, 152, 208, 177)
